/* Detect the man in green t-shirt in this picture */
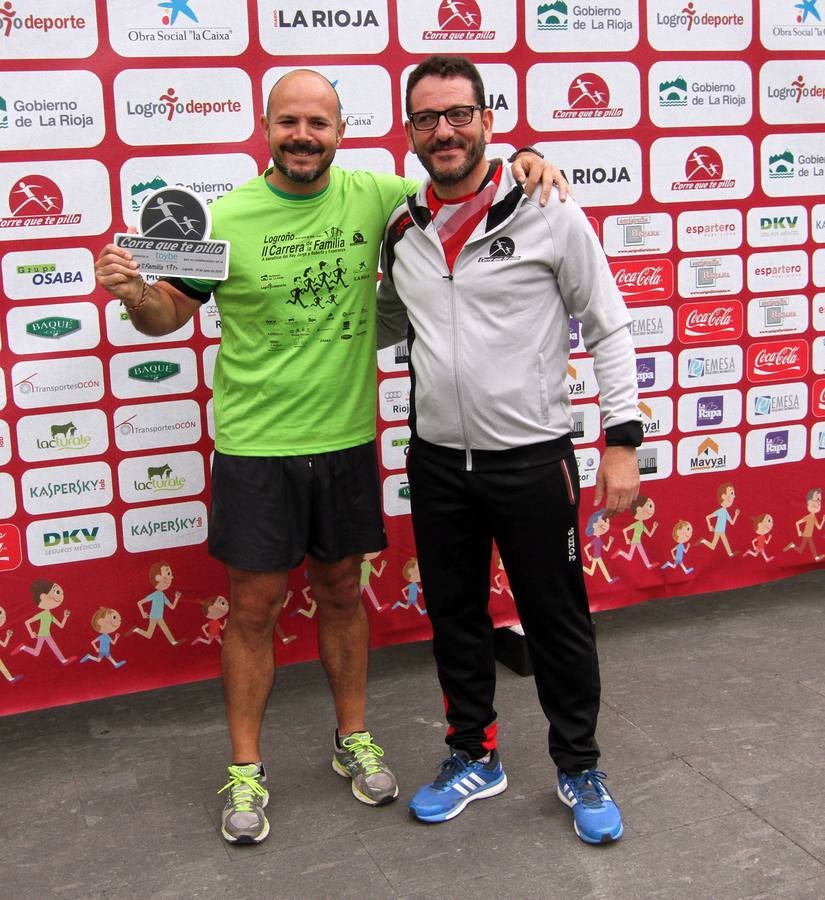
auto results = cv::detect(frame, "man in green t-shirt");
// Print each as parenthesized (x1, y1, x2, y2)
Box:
(95, 68, 560, 845)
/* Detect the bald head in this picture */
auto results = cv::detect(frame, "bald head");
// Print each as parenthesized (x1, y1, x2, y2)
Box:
(265, 69, 341, 124)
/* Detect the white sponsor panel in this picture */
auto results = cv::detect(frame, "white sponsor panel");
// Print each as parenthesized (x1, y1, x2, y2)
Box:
(379, 376, 410, 422)
(603, 212, 672, 256)
(677, 389, 743, 433)
(198, 299, 221, 340)
(206, 396, 215, 440)
(811, 422, 825, 460)
(104, 297, 195, 346)
(635, 351, 674, 395)
(202, 344, 218, 389)
(122, 500, 208, 553)
(760, 1, 825, 50)
(527, 0, 639, 52)
(113, 68, 253, 146)
(677, 209, 742, 252)
(7, 301, 100, 355)
(0, 368, 6, 411)
(638, 395, 674, 438)
(378, 342, 410, 375)
(815, 336, 825, 374)
(574, 447, 600, 489)
(567, 356, 599, 400)
(114, 399, 202, 451)
(16, 408, 109, 462)
(677, 255, 743, 298)
(0, 420, 11, 465)
(1, 247, 94, 300)
(109, 348, 199, 399)
(678, 345, 743, 388)
(747, 249, 809, 292)
(815, 249, 825, 287)
(649, 60, 751, 127)
(0, 0, 97, 59)
(745, 423, 807, 468)
(26, 512, 117, 566)
(380, 425, 411, 471)
(22, 460, 112, 515)
(746, 205, 808, 247)
(0, 473, 15, 519)
(676, 431, 742, 476)
(650, 136, 753, 204)
(0, 159, 111, 241)
(629, 305, 674, 349)
(382, 473, 411, 517)
(338, 147, 396, 175)
(760, 60, 825, 125)
(535, 139, 642, 207)
(118, 451, 206, 504)
(107, 0, 249, 57)
(570, 402, 601, 444)
(637, 439, 673, 482)
(813, 203, 825, 243)
(815, 293, 825, 332)
(746, 382, 808, 425)
(396, 1, 515, 52)
(0, 70, 104, 150)
(526, 63, 640, 132)
(761, 133, 825, 198)
(747, 295, 809, 337)
(120, 153, 256, 221)
(264, 65, 392, 138)
(259, 0, 388, 54)
(647, 0, 751, 51)
(11, 356, 103, 409)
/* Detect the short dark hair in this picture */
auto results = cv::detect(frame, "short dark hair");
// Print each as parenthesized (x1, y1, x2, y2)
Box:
(405, 55, 486, 115)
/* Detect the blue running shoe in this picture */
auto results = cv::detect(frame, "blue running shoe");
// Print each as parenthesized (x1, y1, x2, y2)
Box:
(409, 750, 507, 823)
(557, 769, 623, 844)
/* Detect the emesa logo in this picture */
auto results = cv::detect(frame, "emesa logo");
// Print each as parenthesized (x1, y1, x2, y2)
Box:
(609, 258, 674, 303)
(678, 300, 743, 344)
(747, 339, 809, 383)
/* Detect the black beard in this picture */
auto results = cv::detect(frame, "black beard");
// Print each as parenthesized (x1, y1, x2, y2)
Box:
(417, 134, 487, 187)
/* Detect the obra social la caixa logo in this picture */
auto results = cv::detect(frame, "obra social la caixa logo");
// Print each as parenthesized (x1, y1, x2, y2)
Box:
(678, 300, 744, 344)
(0, 174, 79, 228)
(747, 339, 810, 383)
(609, 258, 674, 303)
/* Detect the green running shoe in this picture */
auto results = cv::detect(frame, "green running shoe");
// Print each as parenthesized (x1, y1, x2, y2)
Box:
(218, 763, 270, 844)
(332, 731, 399, 806)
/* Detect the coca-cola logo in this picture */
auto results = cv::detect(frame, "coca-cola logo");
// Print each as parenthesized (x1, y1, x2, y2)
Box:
(678, 300, 743, 344)
(811, 378, 825, 418)
(609, 258, 674, 304)
(747, 339, 809, 383)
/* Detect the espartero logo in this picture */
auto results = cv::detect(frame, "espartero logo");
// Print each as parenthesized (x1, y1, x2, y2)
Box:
(25, 316, 80, 339)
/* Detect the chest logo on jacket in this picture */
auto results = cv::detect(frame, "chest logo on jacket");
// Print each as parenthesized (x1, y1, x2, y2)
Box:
(477, 236, 519, 263)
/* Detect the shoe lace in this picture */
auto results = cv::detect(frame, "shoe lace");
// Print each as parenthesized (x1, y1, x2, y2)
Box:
(342, 733, 386, 777)
(218, 766, 266, 812)
(565, 769, 608, 809)
(433, 753, 471, 789)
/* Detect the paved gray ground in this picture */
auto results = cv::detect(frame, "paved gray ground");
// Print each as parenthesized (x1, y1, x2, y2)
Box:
(1, 567, 824, 899)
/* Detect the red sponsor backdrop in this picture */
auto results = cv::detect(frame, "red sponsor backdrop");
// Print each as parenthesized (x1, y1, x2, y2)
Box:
(0, 1, 824, 716)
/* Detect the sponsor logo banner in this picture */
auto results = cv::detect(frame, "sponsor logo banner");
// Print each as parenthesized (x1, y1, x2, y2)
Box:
(746, 339, 810, 383)
(678, 345, 743, 388)
(566, 357, 599, 400)
(629, 305, 674, 348)
(117, 451, 206, 504)
(1, 247, 94, 301)
(676, 431, 742, 475)
(0, 475, 17, 521)
(746, 204, 808, 247)
(812, 378, 825, 418)
(811, 422, 825, 458)
(114, 399, 202, 452)
(379, 377, 410, 422)
(677, 300, 743, 344)
(7, 301, 100, 355)
(260, 0, 389, 54)
(382, 472, 411, 517)
(747, 294, 809, 337)
(0, 524, 23, 572)
(0, 0, 97, 59)
(574, 447, 601, 489)
(760, 1, 825, 51)
(527, 0, 639, 52)
(637, 439, 673, 481)
(647, 0, 751, 51)
(649, 60, 751, 127)
(26, 512, 117, 566)
(747, 249, 808, 292)
(602, 212, 672, 257)
(104, 297, 196, 348)
(650, 136, 754, 203)
(570, 402, 601, 444)
(12, 357, 104, 410)
(22, 460, 113, 515)
(746, 382, 808, 425)
(677, 254, 743, 298)
(677, 388, 743, 433)
(122, 500, 208, 553)
(815, 248, 825, 287)
(635, 351, 674, 394)
(0, 421, 11, 466)
(745, 424, 807, 467)
(762, 133, 825, 198)
(677, 209, 742, 252)
(637, 395, 674, 438)
(397, 0, 515, 51)
(109, 348, 199, 399)
(610, 258, 674, 303)
(16, 408, 109, 462)
(813, 203, 825, 243)
(815, 336, 825, 374)
(535, 138, 642, 206)
(760, 59, 825, 125)
(380, 425, 411, 472)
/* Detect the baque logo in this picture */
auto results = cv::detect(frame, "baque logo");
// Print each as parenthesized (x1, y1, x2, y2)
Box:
(768, 149, 795, 179)
(747, 339, 809, 382)
(554, 73, 622, 120)
(538, 1, 567, 30)
(26, 316, 80, 339)
(0, 174, 81, 228)
(423, 0, 494, 39)
(678, 301, 743, 344)
(610, 259, 674, 303)
(128, 360, 181, 382)
(672, 146, 735, 191)
(159, 0, 198, 26)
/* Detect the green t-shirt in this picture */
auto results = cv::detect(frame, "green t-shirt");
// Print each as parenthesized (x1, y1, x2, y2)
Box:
(186, 166, 416, 456)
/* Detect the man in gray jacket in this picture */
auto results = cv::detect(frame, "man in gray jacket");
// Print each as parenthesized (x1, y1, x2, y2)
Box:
(378, 55, 641, 844)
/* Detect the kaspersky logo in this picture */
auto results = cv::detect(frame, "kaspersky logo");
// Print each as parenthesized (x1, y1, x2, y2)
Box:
(538, 1, 567, 30)
(423, 0, 494, 40)
(671, 147, 735, 191)
(768, 149, 795, 179)
(124, 86, 241, 122)
(159, 0, 198, 26)
(26, 316, 80, 339)
(0, 2, 88, 37)
(0, 175, 81, 228)
(554, 73, 622, 120)
(129, 360, 181, 382)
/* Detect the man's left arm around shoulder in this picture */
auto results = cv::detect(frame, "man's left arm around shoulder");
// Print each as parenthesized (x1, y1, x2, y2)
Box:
(509, 148, 569, 206)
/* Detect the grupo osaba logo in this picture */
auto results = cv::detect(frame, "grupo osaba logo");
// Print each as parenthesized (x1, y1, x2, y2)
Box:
(2, 248, 94, 300)
(0, 0, 97, 59)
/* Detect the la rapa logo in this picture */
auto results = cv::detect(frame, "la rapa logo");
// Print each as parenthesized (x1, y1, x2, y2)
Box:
(424, 0, 495, 39)
(477, 236, 519, 263)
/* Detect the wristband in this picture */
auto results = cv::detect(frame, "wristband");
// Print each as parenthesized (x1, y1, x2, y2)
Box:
(508, 146, 544, 162)
(124, 281, 149, 312)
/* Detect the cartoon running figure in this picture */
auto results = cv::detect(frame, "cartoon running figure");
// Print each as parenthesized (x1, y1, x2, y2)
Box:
(0, 606, 22, 684)
(392, 558, 426, 615)
(661, 520, 694, 574)
(192, 595, 230, 646)
(80, 608, 126, 668)
(130, 562, 182, 645)
(782, 488, 824, 561)
(744, 513, 775, 563)
(582, 510, 617, 584)
(11, 580, 76, 665)
(360, 551, 388, 612)
(700, 483, 739, 556)
(489, 549, 514, 598)
(612, 495, 658, 568)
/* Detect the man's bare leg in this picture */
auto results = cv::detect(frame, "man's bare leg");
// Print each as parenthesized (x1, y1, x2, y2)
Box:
(222, 566, 288, 763)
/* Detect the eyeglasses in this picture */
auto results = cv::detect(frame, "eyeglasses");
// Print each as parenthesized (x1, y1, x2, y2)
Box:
(407, 105, 482, 132)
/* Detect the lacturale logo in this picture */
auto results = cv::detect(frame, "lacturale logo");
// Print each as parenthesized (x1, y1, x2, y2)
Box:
(538, 1, 567, 30)
(125, 87, 241, 122)
(129, 361, 181, 381)
(769, 150, 795, 179)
